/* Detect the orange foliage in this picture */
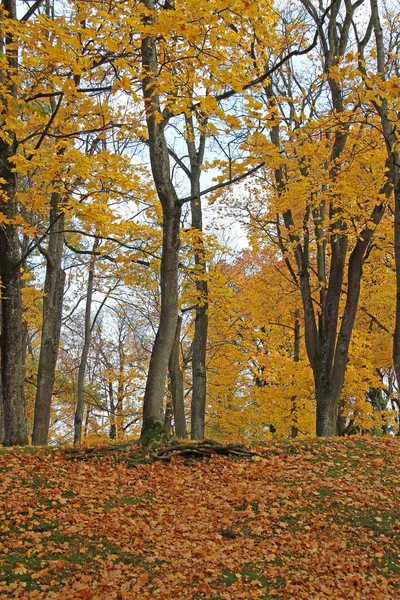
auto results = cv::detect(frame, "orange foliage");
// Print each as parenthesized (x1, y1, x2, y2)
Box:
(0, 438, 399, 598)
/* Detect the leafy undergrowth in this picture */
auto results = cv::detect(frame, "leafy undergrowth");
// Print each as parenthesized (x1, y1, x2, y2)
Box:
(0, 437, 399, 599)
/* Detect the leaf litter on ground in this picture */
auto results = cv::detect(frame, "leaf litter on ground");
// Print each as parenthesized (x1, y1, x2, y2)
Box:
(0, 436, 399, 599)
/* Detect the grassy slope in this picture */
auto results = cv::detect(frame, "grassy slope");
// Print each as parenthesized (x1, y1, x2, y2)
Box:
(0, 437, 399, 599)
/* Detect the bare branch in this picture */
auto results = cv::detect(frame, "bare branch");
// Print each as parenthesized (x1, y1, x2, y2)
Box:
(179, 162, 265, 205)
(20, 0, 45, 21)
(214, 2, 334, 103)
(360, 306, 391, 334)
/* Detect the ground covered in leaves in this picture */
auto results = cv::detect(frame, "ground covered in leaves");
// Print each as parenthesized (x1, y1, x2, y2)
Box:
(0, 437, 399, 599)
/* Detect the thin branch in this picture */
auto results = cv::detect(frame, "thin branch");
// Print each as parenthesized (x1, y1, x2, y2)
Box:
(27, 93, 64, 160)
(65, 241, 151, 266)
(16, 211, 65, 268)
(360, 306, 391, 334)
(268, 321, 295, 331)
(63, 229, 160, 260)
(90, 283, 120, 334)
(179, 162, 265, 205)
(20, 0, 45, 21)
(168, 147, 191, 179)
(214, 2, 334, 103)
(24, 86, 113, 103)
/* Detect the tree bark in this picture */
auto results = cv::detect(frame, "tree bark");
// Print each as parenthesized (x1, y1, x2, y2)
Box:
(116, 332, 126, 438)
(191, 304, 208, 439)
(74, 240, 98, 443)
(168, 315, 187, 438)
(394, 185, 400, 384)
(141, 203, 181, 442)
(0, 0, 28, 445)
(32, 194, 65, 445)
(108, 380, 116, 439)
(185, 117, 208, 440)
(0, 386, 4, 444)
(291, 310, 300, 438)
(164, 398, 173, 436)
(0, 245, 27, 446)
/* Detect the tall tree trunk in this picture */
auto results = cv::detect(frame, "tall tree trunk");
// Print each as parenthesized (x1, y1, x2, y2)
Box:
(0, 301, 4, 443)
(0, 245, 27, 446)
(0, 387, 4, 444)
(84, 407, 90, 438)
(32, 194, 65, 445)
(0, 0, 27, 445)
(74, 241, 98, 443)
(140, 6, 182, 444)
(191, 302, 208, 439)
(0, 302, 2, 445)
(164, 398, 173, 436)
(394, 185, 400, 384)
(314, 216, 384, 435)
(108, 380, 116, 439)
(116, 338, 125, 438)
(168, 315, 187, 438)
(367, 0, 400, 390)
(141, 204, 181, 442)
(186, 118, 208, 440)
(336, 398, 348, 437)
(314, 377, 337, 436)
(291, 310, 300, 438)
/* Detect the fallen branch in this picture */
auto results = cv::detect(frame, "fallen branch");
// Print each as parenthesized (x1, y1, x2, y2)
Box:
(62, 439, 259, 463)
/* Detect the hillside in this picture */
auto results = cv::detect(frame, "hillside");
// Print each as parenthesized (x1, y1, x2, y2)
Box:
(1, 437, 399, 599)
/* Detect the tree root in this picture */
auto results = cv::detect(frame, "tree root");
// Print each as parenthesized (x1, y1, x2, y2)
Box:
(153, 439, 257, 461)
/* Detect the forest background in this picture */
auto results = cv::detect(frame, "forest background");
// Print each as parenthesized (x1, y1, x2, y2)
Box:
(1, 0, 400, 447)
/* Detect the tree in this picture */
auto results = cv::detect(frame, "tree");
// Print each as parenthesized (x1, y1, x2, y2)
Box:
(0, 0, 28, 445)
(233, 0, 390, 435)
(184, 115, 208, 440)
(74, 238, 99, 443)
(137, 0, 315, 442)
(168, 315, 188, 438)
(139, 2, 183, 443)
(31, 191, 65, 445)
(361, 0, 400, 399)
